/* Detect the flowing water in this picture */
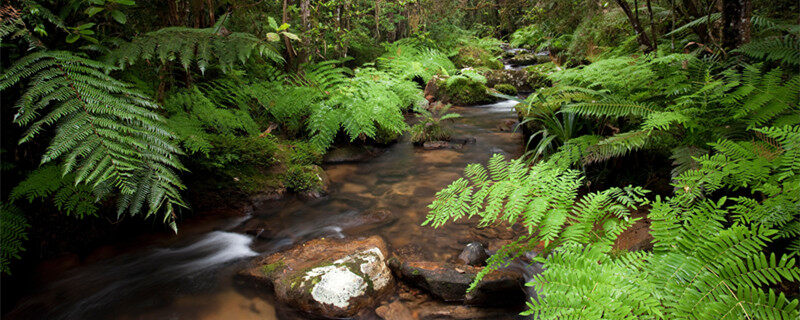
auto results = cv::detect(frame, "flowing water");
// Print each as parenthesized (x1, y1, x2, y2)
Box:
(9, 100, 525, 319)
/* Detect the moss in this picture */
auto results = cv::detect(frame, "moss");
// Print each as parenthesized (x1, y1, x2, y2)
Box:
(262, 259, 286, 276)
(452, 45, 503, 70)
(524, 63, 555, 89)
(494, 83, 518, 96)
(282, 165, 324, 192)
(285, 140, 323, 166)
(442, 76, 493, 105)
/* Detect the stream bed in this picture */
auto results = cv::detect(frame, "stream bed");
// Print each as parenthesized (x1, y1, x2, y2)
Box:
(9, 100, 524, 319)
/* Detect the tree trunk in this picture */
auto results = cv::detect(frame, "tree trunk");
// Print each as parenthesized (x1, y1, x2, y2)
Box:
(677, 0, 711, 45)
(282, 0, 296, 69)
(615, 0, 656, 53)
(299, 0, 311, 63)
(374, 0, 381, 39)
(646, 0, 658, 52)
(722, 0, 752, 50)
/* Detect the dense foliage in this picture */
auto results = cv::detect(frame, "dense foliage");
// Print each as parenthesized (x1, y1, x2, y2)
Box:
(1, 1, 798, 318)
(422, 0, 800, 318)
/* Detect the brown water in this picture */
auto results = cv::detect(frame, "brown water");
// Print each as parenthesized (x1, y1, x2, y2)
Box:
(9, 100, 523, 320)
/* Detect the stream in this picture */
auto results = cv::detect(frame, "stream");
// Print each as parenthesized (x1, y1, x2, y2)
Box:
(9, 98, 526, 319)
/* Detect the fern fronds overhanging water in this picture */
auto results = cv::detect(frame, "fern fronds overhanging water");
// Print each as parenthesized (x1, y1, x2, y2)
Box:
(0, 50, 187, 230)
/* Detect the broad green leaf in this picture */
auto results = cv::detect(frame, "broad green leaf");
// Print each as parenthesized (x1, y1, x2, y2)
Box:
(65, 33, 79, 43)
(110, 10, 127, 24)
(282, 32, 300, 41)
(267, 17, 278, 30)
(76, 23, 96, 30)
(85, 7, 104, 17)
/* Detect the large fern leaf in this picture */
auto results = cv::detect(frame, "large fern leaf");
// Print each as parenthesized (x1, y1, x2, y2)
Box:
(0, 51, 186, 228)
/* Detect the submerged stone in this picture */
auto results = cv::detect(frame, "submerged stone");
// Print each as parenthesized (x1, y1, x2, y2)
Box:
(388, 259, 525, 306)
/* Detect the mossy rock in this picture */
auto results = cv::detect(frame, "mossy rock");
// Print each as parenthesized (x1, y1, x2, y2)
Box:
(523, 64, 554, 90)
(507, 52, 551, 66)
(282, 164, 328, 196)
(442, 76, 494, 105)
(452, 46, 503, 70)
(284, 141, 323, 166)
(237, 236, 394, 318)
(493, 83, 518, 96)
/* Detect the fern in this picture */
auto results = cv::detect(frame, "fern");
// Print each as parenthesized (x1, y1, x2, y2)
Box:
(107, 26, 283, 73)
(378, 43, 455, 82)
(293, 63, 418, 150)
(163, 82, 260, 155)
(428, 150, 800, 319)
(423, 154, 648, 252)
(724, 65, 800, 127)
(736, 35, 800, 66)
(10, 165, 100, 218)
(0, 203, 29, 275)
(0, 51, 186, 229)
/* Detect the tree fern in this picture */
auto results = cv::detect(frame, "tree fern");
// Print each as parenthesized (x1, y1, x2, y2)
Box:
(10, 165, 101, 218)
(1, 203, 29, 275)
(724, 65, 800, 127)
(291, 62, 419, 150)
(736, 35, 800, 66)
(0, 51, 186, 229)
(428, 151, 800, 319)
(378, 43, 455, 81)
(163, 82, 261, 155)
(423, 154, 648, 252)
(107, 26, 283, 73)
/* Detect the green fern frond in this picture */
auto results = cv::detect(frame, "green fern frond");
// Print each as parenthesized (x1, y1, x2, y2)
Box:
(107, 27, 283, 73)
(378, 43, 455, 81)
(10, 165, 100, 218)
(736, 35, 800, 66)
(565, 99, 657, 118)
(0, 51, 186, 228)
(0, 203, 29, 275)
(583, 130, 652, 164)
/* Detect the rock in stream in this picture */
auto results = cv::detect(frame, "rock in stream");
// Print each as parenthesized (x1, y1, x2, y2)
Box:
(388, 259, 526, 306)
(237, 235, 394, 318)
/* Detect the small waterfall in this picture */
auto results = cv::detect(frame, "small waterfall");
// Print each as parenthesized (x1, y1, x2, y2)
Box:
(477, 99, 519, 113)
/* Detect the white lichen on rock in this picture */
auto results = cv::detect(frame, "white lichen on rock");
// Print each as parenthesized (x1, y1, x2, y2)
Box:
(300, 247, 392, 308)
(306, 265, 367, 308)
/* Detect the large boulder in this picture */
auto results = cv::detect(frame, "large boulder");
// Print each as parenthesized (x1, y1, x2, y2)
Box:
(451, 46, 504, 70)
(423, 75, 496, 106)
(483, 69, 531, 92)
(507, 52, 550, 66)
(388, 259, 525, 306)
(238, 236, 394, 318)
